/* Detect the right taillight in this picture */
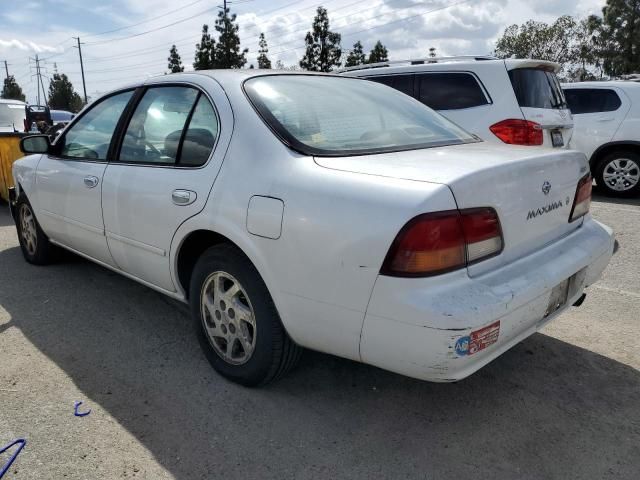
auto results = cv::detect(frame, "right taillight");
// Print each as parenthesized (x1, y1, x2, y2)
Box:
(381, 208, 503, 277)
(569, 173, 592, 222)
(489, 119, 543, 146)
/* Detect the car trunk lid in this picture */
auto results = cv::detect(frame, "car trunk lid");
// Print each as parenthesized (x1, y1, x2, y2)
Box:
(314, 143, 588, 274)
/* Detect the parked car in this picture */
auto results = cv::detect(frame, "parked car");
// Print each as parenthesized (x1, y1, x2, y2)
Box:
(50, 109, 75, 125)
(341, 56, 573, 149)
(563, 81, 640, 197)
(0, 99, 27, 133)
(10, 71, 614, 386)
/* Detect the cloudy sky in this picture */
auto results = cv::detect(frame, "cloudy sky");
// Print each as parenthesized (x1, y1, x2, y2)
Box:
(0, 0, 606, 104)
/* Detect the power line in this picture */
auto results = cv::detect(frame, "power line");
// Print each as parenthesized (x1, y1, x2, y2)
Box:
(83, 0, 207, 38)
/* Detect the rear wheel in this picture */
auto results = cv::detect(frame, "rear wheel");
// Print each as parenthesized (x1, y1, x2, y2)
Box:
(189, 245, 301, 386)
(595, 151, 640, 198)
(15, 195, 57, 265)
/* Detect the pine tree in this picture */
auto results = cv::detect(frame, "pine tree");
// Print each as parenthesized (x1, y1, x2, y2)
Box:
(299, 7, 342, 72)
(1, 75, 26, 101)
(368, 40, 389, 64)
(48, 72, 83, 112)
(167, 44, 184, 73)
(214, 7, 248, 69)
(429, 47, 437, 58)
(344, 41, 366, 67)
(193, 24, 216, 70)
(257, 33, 271, 69)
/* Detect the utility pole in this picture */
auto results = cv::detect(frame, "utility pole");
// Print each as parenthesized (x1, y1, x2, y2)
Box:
(3, 60, 8, 79)
(73, 37, 88, 104)
(35, 55, 41, 106)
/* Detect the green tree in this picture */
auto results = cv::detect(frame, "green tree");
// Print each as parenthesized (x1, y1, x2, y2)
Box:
(599, 0, 640, 76)
(257, 32, 271, 69)
(428, 47, 437, 58)
(167, 44, 184, 73)
(1, 75, 25, 101)
(368, 40, 389, 64)
(344, 41, 366, 67)
(299, 6, 342, 72)
(494, 16, 580, 65)
(48, 72, 83, 112)
(214, 7, 248, 69)
(193, 24, 216, 70)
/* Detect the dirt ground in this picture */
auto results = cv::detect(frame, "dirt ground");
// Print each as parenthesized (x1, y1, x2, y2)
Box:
(1, 192, 639, 479)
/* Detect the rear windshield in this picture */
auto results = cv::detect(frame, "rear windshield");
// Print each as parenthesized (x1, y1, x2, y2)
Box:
(509, 68, 567, 109)
(0, 103, 26, 131)
(244, 75, 477, 156)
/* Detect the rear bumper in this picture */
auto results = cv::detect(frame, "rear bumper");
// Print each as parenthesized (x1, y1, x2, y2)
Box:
(360, 218, 614, 382)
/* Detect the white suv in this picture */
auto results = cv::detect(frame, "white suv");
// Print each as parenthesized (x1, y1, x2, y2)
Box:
(563, 81, 640, 197)
(342, 56, 574, 149)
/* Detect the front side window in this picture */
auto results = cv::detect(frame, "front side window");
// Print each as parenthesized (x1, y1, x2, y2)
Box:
(60, 91, 133, 160)
(244, 75, 476, 156)
(564, 88, 622, 115)
(119, 87, 198, 165)
(509, 68, 567, 109)
(417, 73, 489, 110)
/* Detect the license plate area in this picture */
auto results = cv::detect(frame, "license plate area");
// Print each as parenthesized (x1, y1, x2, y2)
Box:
(543, 268, 587, 319)
(551, 129, 564, 147)
(544, 278, 570, 317)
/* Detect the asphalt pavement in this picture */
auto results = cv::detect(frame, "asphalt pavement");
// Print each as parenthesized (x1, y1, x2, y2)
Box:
(0, 191, 639, 479)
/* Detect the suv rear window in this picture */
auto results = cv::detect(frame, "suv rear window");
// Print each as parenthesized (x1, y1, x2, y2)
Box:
(417, 73, 489, 110)
(0, 103, 26, 131)
(244, 75, 476, 156)
(366, 74, 414, 96)
(564, 88, 622, 114)
(509, 68, 567, 109)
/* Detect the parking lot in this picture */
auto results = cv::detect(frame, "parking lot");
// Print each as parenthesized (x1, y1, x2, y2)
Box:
(0, 191, 638, 479)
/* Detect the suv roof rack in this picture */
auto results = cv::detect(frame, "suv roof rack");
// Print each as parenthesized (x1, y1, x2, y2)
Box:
(339, 55, 499, 73)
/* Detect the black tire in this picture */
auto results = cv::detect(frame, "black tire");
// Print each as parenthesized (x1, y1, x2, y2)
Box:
(594, 151, 640, 198)
(15, 194, 58, 265)
(189, 244, 302, 386)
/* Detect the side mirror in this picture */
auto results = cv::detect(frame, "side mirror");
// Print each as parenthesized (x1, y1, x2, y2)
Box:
(20, 135, 50, 154)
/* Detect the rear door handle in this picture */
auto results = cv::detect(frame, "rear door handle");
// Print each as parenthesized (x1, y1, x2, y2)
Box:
(83, 176, 99, 188)
(172, 189, 196, 206)
(597, 116, 615, 122)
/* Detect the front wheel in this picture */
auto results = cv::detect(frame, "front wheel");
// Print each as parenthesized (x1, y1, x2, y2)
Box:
(189, 245, 302, 386)
(15, 195, 57, 265)
(595, 151, 640, 198)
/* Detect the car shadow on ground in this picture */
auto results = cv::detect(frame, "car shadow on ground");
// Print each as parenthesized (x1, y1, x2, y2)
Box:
(0, 243, 638, 479)
(0, 201, 15, 227)
(592, 187, 640, 206)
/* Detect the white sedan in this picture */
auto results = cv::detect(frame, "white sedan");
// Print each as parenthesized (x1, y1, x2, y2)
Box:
(10, 71, 614, 386)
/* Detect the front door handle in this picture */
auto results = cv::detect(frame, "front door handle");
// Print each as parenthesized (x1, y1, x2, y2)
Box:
(83, 176, 99, 188)
(172, 189, 196, 206)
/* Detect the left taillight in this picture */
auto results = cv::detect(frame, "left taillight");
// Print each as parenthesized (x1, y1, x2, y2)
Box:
(381, 208, 503, 277)
(569, 173, 592, 222)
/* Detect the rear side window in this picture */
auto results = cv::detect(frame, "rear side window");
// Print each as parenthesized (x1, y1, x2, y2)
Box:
(417, 73, 489, 110)
(564, 88, 622, 114)
(509, 68, 567, 109)
(367, 74, 414, 96)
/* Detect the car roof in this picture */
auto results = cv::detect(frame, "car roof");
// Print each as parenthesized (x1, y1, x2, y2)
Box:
(562, 81, 640, 89)
(0, 98, 26, 105)
(339, 57, 561, 75)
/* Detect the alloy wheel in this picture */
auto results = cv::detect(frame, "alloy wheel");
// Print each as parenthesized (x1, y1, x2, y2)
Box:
(19, 204, 37, 256)
(602, 158, 640, 192)
(200, 271, 257, 365)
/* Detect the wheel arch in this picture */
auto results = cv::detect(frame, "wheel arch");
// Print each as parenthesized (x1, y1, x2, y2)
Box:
(589, 141, 640, 170)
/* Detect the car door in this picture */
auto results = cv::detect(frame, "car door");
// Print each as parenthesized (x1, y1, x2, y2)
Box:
(101, 83, 226, 292)
(34, 90, 135, 266)
(564, 87, 631, 159)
